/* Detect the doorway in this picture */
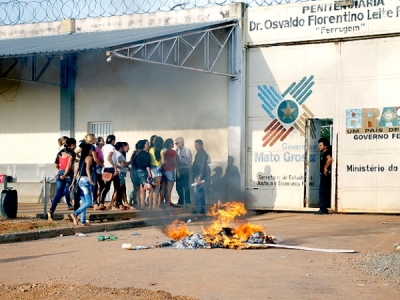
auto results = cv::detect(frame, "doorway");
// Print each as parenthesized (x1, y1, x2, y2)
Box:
(304, 118, 333, 208)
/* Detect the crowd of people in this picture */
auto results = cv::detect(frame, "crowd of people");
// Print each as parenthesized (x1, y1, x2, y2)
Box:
(48, 134, 209, 226)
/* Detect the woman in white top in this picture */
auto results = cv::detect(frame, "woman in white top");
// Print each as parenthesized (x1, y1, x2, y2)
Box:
(108, 142, 130, 210)
(99, 135, 127, 210)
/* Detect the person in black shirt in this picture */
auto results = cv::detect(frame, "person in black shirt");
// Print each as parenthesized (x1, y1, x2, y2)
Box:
(131, 140, 152, 210)
(315, 138, 332, 215)
(70, 143, 94, 226)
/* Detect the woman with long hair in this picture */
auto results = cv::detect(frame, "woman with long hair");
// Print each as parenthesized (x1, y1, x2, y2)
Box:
(70, 143, 95, 226)
(149, 136, 164, 209)
(77, 134, 104, 210)
(95, 136, 105, 206)
(48, 138, 77, 220)
(149, 135, 157, 149)
(121, 142, 131, 207)
(55, 136, 73, 210)
(100, 135, 127, 210)
(109, 142, 130, 209)
(131, 140, 152, 210)
(57, 136, 69, 150)
(160, 138, 180, 209)
(129, 141, 141, 207)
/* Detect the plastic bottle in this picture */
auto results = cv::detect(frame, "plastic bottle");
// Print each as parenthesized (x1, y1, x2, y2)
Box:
(76, 233, 87, 237)
(97, 235, 118, 242)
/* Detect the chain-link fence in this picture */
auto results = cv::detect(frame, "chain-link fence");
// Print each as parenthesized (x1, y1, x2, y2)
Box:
(0, 0, 311, 26)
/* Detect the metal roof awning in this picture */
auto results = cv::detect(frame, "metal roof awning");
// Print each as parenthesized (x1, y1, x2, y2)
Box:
(0, 19, 236, 57)
(0, 19, 238, 79)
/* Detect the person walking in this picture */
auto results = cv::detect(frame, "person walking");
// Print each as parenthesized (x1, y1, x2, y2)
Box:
(48, 138, 77, 220)
(70, 143, 95, 226)
(192, 139, 208, 214)
(76, 134, 104, 210)
(109, 142, 130, 209)
(55, 136, 73, 210)
(100, 135, 126, 210)
(175, 137, 192, 207)
(315, 137, 332, 215)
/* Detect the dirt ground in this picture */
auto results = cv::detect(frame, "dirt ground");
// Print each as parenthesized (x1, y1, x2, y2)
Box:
(0, 213, 399, 299)
(0, 217, 75, 235)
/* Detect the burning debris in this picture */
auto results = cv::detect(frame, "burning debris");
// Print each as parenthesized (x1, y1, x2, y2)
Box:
(122, 201, 354, 253)
(123, 201, 280, 250)
(161, 201, 278, 249)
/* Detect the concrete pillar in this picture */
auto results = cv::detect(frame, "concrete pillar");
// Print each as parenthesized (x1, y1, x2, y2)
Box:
(59, 54, 76, 137)
(227, 2, 247, 201)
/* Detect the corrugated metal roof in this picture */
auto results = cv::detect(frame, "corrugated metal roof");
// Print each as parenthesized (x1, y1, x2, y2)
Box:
(0, 19, 236, 58)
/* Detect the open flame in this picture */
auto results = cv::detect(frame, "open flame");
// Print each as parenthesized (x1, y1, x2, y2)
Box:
(163, 201, 267, 249)
(161, 219, 193, 241)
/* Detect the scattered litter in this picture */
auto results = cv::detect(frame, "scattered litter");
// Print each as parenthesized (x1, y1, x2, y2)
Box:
(187, 219, 192, 223)
(132, 246, 153, 250)
(121, 243, 132, 250)
(75, 233, 87, 237)
(394, 241, 400, 252)
(59, 234, 63, 237)
(124, 202, 356, 253)
(131, 232, 141, 236)
(98, 235, 118, 242)
(272, 236, 282, 244)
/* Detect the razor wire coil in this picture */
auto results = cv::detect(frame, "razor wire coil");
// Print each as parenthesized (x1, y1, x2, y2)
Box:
(0, 0, 311, 26)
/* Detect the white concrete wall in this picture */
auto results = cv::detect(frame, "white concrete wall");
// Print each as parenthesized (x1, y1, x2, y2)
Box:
(246, 44, 337, 210)
(247, 39, 400, 213)
(0, 4, 239, 203)
(74, 51, 230, 202)
(0, 60, 61, 182)
(75, 52, 229, 162)
(245, 0, 400, 212)
(338, 37, 400, 213)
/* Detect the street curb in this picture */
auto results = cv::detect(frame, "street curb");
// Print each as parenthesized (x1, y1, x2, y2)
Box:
(0, 214, 207, 244)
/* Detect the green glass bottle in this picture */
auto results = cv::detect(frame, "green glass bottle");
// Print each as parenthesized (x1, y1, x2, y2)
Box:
(97, 235, 118, 242)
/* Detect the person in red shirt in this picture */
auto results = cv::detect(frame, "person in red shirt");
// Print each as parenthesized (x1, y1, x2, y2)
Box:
(160, 138, 180, 209)
(48, 138, 77, 220)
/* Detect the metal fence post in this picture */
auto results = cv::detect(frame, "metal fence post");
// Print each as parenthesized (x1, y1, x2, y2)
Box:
(43, 177, 47, 218)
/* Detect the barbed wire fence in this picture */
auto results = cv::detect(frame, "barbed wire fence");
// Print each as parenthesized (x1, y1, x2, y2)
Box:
(0, 0, 310, 26)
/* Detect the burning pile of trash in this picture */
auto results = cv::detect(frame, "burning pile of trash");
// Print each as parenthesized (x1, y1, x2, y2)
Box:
(161, 201, 279, 249)
(123, 201, 280, 250)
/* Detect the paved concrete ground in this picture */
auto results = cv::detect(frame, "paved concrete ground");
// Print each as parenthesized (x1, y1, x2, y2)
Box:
(0, 212, 399, 299)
